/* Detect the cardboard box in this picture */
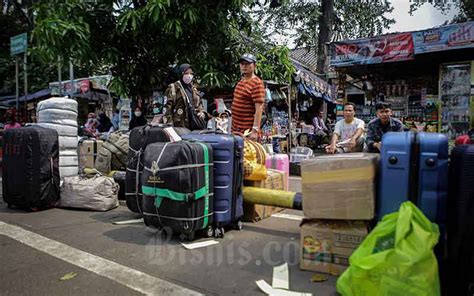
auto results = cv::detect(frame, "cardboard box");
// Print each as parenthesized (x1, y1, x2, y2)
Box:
(78, 139, 103, 169)
(301, 153, 379, 220)
(300, 219, 368, 275)
(243, 169, 287, 222)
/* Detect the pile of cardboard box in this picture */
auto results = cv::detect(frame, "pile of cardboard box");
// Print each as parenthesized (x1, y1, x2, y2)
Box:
(299, 153, 379, 275)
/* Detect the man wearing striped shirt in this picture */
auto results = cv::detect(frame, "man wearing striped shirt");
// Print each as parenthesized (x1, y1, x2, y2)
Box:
(231, 53, 265, 141)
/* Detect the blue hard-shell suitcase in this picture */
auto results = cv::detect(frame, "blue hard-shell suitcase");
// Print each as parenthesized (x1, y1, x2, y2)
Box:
(182, 131, 244, 237)
(377, 131, 448, 222)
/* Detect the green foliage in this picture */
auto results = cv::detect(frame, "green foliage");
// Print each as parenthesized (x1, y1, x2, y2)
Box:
(1, 0, 296, 98)
(255, 0, 395, 47)
(410, 0, 473, 23)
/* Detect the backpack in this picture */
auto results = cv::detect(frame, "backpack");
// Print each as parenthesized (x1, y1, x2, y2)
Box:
(95, 132, 129, 174)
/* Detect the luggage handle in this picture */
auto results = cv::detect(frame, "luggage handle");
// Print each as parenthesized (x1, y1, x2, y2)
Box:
(198, 129, 226, 135)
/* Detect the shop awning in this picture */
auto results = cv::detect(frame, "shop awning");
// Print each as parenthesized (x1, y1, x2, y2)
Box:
(291, 59, 334, 102)
(1, 89, 51, 106)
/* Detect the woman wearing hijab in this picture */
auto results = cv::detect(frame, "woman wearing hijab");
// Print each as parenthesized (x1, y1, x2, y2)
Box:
(164, 63, 206, 130)
(129, 107, 148, 130)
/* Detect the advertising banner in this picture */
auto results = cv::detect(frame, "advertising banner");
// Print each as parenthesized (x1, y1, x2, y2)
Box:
(330, 33, 414, 67)
(413, 21, 474, 54)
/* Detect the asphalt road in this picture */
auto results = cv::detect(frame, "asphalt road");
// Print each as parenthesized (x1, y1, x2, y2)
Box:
(0, 196, 338, 295)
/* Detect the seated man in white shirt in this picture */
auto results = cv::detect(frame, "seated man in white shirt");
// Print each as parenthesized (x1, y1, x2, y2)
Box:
(326, 102, 365, 154)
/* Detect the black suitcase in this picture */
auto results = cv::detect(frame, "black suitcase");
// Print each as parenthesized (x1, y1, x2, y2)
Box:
(141, 141, 213, 241)
(125, 124, 190, 213)
(2, 126, 60, 210)
(447, 145, 474, 296)
(112, 171, 126, 200)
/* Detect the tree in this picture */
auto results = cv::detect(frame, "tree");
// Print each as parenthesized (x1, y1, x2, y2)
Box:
(410, 0, 473, 23)
(254, 0, 395, 73)
(30, 0, 295, 99)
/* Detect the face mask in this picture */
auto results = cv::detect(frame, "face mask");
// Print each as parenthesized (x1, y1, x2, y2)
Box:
(134, 111, 142, 117)
(182, 74, 194, 85)
(153, 108, 161, 114)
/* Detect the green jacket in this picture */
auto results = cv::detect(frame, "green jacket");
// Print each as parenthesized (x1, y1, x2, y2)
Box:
(164, 81, 203, 128)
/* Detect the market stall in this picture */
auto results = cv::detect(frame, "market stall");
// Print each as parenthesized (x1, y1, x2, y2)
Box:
(330, 21, 474, 143)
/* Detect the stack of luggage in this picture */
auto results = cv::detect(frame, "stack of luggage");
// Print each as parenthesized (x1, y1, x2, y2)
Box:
(37, 97, 79, 177)
(125, 125, 246, 240)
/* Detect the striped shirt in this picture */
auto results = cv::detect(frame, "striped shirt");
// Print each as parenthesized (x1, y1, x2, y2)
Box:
(231, 76, 265, 133)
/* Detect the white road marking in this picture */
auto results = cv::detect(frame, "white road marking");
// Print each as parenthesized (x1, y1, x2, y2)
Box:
(0, 221, 202, 296)
(271, 213, 304, 221)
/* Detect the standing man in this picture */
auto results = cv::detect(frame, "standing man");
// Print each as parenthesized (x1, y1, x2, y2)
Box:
(366, 102, 406, 153)
(326, 102, 365, 154)
(231, 53, 265, 140)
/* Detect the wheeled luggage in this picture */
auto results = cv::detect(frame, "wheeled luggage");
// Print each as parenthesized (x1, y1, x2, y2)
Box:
(125, 124, 190, 213)
(59, 174, 119, 211)
(377, 131, 448, 222)
(111, 171, 126, 200)
(141, 141, 213, 241)
(2, 126, 60, 210)
(182, 131, 244, 236)
(447, 145, 474, 296)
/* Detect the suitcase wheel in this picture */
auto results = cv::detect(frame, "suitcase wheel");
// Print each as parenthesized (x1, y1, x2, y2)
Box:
(205, 226, 214, 238)
(234, 220, 243, 231)
(180, 231, 195, 242)
(214, 227, 225, 239)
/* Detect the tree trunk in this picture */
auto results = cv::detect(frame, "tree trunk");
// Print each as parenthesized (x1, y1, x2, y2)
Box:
(316, 0, 334, 75)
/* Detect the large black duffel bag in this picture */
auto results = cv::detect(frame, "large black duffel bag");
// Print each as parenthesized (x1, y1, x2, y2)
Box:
(141, 141, 213, 241)
(125, 124, 190, 213)
(2, 126, 60, 210)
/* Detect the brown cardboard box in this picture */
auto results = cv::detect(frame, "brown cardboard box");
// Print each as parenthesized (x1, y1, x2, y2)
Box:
(299, 219, 368, 275)
(243, 169, 287, 222)
(79, 139, 103, 169)
(301, 153, 379, 220)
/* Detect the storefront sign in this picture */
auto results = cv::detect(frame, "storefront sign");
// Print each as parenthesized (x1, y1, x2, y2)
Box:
(49, 75, 111, 96)
(413, 21, 474, 54)
(330, 33, 414, 67)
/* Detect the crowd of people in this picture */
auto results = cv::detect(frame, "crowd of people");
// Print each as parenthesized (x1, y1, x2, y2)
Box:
(1, 53, 470, 152)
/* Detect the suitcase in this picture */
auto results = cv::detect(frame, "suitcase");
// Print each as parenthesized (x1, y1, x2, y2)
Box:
(126, 124, 190, 213)
(447, 145, 474, 296)
(182, 131, 244, 236)
(378, 132, 448, 222)
(265, 153, 289, 190)
(2, 126, 60, 210)
(111, 171, 126, 200)
(141, 141, 213, 241)
(78, 138, 103, 170)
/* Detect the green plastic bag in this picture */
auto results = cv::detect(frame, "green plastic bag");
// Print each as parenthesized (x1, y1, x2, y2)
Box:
(337, 201, 440, 296)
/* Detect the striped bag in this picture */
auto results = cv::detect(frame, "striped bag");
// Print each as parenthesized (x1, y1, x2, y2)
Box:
(243, 139, 267, 181)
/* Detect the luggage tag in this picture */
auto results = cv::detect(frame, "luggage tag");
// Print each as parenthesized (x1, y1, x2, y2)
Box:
(163, 127, 182, 142)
